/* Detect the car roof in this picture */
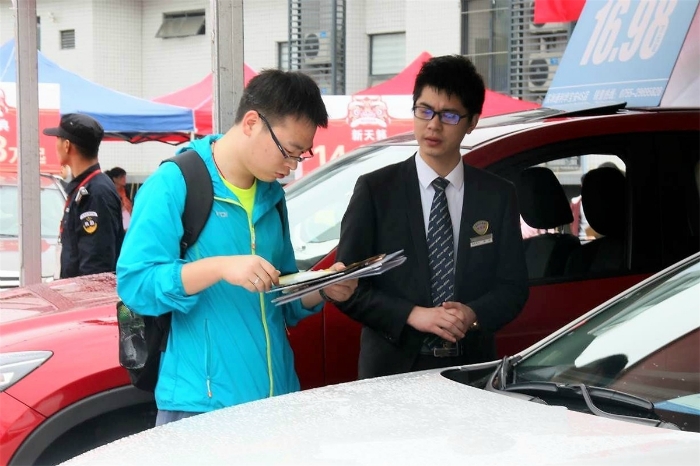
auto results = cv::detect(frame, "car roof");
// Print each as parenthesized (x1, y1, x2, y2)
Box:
(367, 104, 700, 149)
(0, 171, 63, 189)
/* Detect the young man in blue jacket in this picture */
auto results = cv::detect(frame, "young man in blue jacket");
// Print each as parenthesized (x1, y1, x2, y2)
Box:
(117, 70, 357, 426)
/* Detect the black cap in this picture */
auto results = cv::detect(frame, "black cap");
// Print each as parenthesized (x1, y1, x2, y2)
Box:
(43, 113, 104, 152)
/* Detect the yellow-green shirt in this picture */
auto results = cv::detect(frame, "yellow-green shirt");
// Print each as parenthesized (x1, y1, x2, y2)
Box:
(221, 176, 256, 217)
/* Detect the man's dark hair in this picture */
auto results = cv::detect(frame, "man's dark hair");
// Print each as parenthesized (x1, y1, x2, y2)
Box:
(63, 139, 99, 160)
(235, 69, 329, 128)
(413, 55, 485, 118)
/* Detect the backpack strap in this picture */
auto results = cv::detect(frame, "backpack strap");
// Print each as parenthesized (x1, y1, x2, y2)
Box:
(161, 149, 214, 259)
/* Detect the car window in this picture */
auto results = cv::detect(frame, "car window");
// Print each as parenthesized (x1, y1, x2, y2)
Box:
(285, 145, 419, 270)
(514, 256, 700, 431)
(0, 186, 64, 238)
(502, 129, 700, 283)
(506, 145, 631, 281)
(528, 154, 627, 242)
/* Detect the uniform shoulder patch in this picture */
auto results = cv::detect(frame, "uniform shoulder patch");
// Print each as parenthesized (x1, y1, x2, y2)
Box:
(80, 211, 98, 234)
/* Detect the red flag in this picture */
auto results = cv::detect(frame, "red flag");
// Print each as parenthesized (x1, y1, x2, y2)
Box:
(534, 0, 586, 23)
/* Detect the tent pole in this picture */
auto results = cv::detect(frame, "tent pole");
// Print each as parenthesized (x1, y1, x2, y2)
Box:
(14, 0, 42, 286)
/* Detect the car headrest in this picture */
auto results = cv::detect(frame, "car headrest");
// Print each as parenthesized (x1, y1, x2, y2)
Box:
(581, 166, 626, 238)
(516, 166, 573, 230)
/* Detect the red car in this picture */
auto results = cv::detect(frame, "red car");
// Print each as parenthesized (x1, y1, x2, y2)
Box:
(2, 104, 699, 465)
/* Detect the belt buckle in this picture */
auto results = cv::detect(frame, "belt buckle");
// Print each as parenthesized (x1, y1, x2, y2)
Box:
(433, 343, 459, 358)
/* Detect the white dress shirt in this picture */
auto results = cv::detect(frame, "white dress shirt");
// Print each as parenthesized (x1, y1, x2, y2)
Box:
(415, 153, 464, 263)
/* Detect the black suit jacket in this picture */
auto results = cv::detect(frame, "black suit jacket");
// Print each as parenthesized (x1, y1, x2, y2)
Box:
(336, 155, 529, 378)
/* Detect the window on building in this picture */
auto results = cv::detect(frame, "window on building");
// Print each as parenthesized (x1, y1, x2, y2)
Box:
(36, 16, 41, 51)
(278, 41, 289, 70)
(60, 29, 75, 50)
(460, 0, 510, 93)
(156, 10, 205, 39)
(369, 32, 405, 87)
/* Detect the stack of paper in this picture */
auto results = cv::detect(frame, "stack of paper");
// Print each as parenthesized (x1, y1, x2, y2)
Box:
(269, 250, 407, 305)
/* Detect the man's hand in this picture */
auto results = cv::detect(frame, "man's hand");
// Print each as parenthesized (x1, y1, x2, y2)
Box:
(406, 303, 471, 342)
(320, 262, 358, 303)
(443, 301, 478, 329)
(220, 255, 280, 292)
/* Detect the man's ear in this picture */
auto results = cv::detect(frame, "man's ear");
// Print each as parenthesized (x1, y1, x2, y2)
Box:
(240, 110, 260, 137)
(466, 114, 480, 134)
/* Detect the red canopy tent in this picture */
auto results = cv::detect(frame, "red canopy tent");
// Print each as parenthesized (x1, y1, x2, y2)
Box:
(357, 51, 540, 116)
(153, 65, 258, 134)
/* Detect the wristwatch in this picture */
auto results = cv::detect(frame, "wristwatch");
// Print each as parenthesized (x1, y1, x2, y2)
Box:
(319, 288, 343, 306)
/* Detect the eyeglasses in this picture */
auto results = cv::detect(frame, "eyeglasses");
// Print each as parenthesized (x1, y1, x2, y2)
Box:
(412, 106, 469, 125)
(257, 112, 314, 163)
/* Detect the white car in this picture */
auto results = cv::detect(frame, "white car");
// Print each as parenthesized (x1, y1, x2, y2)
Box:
(0, 173, 65, 288)
(62, 252, 700, 465)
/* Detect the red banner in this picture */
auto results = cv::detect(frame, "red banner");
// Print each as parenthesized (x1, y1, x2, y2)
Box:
(534, 0, 586, 23)
(0, 87, 62, 174)
(297, 95, 415, 176)
(301, 119, 414, 176)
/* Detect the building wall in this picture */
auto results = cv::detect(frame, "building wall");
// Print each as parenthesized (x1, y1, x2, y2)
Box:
(92, 0, 142, 96)
(0, 0, 465, 179)
(141, 0, 209, 98)
(405, 0, 461, 58)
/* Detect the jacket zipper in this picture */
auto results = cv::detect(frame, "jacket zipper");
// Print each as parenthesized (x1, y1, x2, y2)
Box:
(204, 318, 212, 398)
(249, 214, 275, 398)
(213, 195, 275, 398)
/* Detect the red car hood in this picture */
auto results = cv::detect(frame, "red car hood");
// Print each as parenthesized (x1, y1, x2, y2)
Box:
(0, 273, 119, 349)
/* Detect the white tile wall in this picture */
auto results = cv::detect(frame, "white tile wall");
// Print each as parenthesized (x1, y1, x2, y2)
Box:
(405, 0, 461, 58)
(1, 0, 464, 179)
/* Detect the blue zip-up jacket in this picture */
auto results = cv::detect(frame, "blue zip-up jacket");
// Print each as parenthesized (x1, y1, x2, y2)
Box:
(116, 135, 322, 412)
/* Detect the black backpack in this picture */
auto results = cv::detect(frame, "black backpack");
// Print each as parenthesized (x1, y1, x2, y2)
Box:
(117, 149, 213, 392)
(117, 149, 286, 393)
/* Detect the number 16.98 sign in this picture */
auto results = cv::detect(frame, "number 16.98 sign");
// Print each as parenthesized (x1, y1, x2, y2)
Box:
(544, 0, 699, 109)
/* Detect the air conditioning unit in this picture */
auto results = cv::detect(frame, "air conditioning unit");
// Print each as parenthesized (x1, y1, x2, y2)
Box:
(526, 52, 560, 93)
(302, 31, 331, 66)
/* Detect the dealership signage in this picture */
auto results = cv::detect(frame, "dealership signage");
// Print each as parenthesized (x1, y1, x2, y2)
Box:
(295, 95, 414, 177)
(544, 0, 700, 109)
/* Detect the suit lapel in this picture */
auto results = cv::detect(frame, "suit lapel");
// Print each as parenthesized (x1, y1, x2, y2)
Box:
(401, 155, 431, 300)
(455, 162, 475, 289)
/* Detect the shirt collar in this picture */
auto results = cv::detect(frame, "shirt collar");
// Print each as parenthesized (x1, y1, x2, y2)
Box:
(65, 163, 101, 194)
(415, 153, 464, 191)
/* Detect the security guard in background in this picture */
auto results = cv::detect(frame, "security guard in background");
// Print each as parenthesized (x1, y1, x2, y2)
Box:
(44, 113, 123, 278)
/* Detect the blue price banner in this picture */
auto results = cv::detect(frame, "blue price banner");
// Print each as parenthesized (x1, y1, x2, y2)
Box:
(544, 0, 699, 109)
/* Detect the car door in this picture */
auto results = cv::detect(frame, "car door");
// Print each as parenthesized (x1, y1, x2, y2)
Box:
(487, 128, 699, 356)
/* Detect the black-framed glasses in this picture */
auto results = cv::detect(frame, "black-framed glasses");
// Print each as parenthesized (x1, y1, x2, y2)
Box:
(412, 106, 469, 125)
(257, 112, 314, 163)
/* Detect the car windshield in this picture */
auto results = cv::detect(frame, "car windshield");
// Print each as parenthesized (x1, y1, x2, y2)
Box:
(0, 185, 64, 238)
(285, 145, 420, 270)
(514, 255, 700, 421)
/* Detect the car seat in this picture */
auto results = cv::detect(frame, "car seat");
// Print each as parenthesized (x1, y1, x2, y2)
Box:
(565, 166, 626, 276)
(516, 166, 580, 279)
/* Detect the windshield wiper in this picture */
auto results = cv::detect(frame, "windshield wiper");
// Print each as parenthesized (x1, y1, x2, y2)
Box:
(484, 356, 680, 430)
(502, 380, 680, 430)
(483, 356, 549, 404)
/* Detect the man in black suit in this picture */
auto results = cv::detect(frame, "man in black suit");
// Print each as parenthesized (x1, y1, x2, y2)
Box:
(335, 55, 529, 378)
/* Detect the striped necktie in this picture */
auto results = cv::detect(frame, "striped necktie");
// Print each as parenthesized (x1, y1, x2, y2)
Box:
(422, 177, 459, 354)
(427, 177, 454, 306)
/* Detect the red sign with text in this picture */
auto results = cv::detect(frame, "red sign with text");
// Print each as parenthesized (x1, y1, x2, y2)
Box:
(299, 95, 414, 176)
(0, 88, 62, 174)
